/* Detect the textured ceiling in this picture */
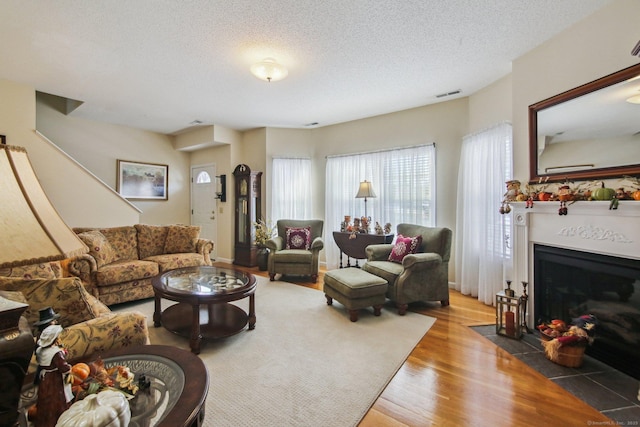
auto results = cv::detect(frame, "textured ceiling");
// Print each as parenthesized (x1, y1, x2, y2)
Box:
(0, 1, 611, 134)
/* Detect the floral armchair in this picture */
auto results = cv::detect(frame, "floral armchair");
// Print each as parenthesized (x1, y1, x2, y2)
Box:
(0, 261, 149, 373)
(362, 224, 452, 315)
(265, 219, 324, 283)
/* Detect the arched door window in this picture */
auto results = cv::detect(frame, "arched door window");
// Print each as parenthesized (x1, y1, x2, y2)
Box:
(196, 171, 211, 184)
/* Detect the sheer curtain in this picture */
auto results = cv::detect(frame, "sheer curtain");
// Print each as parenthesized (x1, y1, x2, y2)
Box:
(325, 144, 435, 270)
(271, 157, 312, 220)
(454, 122, 512, 305)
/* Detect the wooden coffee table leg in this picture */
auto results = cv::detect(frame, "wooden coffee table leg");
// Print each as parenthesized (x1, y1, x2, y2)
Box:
(248, 294, 256, 330)
(153, 294, 162, 327)
(190, 303, 202, 354)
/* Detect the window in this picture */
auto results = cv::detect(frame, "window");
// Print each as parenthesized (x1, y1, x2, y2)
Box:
(195, 171, 211, 184)
(325, 144, 436, 270)
(271, 158, 312, 220)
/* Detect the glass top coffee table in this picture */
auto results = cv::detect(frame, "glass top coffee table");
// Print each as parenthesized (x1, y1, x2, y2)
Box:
(152, 266, 257, 354)
(20, 345, 207, 427)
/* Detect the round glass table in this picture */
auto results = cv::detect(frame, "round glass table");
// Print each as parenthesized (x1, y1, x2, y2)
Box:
(152, 266, 257, 354)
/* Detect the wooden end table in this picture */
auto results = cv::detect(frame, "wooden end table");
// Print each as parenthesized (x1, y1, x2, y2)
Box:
(152, 266, 257, 354)
(20, 345, 208, 427)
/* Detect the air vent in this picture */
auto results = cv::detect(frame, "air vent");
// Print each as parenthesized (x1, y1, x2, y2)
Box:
(436, 90, 461, 98)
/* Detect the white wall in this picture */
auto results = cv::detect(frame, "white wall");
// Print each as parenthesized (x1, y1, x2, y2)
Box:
(468, 74, 512, 133)
(36, 92, 191, 225)
(0, 80, 140, 227)
(512, 0, 640, 184)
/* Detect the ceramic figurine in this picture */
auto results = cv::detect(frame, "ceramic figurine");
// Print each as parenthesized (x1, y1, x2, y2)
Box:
(34, 324, 73, 427)
(374, 222, 383, 235)
(384, 223, 392, 234)
(33, 306, 61, 336)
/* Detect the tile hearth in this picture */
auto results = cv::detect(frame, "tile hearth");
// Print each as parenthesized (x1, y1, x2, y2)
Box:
(471, 325, 640, 424)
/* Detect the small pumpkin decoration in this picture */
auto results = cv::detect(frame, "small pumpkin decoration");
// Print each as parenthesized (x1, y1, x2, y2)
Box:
(537, 192, 552, 202)
(55, 390, 130, 427)
(633, 190, 640, 201)
(591, 182, 616, 201)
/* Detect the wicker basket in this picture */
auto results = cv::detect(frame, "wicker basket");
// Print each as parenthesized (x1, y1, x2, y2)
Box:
(539, 332, 586, 368)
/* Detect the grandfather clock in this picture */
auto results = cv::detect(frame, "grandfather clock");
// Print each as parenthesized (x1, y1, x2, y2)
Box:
(233, 164, 262, 267)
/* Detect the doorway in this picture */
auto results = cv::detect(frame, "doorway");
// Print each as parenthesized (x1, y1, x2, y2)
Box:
(191, 164, 218, 260)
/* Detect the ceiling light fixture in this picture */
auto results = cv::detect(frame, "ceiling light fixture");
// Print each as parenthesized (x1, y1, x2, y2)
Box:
(250, 57, 288, 82)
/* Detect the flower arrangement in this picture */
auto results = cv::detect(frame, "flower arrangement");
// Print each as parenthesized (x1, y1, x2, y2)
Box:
(253, 219, 276, 247)
(68, 358, 150, 402)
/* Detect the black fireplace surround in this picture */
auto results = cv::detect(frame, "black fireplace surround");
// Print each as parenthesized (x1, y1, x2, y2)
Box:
(534, 244, 640, 380)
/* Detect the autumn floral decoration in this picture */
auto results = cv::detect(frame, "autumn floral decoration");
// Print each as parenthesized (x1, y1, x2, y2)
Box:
(537, 314, 598, 360)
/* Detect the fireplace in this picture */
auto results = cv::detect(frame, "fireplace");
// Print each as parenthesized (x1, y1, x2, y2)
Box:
(534, 244, 640, 379)
(511, 201, 640, 380)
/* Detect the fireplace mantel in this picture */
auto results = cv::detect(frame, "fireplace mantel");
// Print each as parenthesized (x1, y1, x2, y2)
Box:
(511, 200, 640, 326)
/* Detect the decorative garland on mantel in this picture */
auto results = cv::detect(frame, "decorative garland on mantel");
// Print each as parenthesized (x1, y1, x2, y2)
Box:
(499, 176, 640, 215)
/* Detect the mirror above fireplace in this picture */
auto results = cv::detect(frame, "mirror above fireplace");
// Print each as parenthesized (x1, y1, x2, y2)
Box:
(529, 62, 640, 183)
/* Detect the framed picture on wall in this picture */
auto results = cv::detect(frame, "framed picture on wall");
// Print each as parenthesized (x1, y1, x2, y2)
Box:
(116, 159, 168, 200)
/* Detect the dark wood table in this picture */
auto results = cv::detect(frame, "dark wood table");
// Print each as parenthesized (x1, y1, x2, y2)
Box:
(21, 345, 208, 427)
(332, 232, 394, 267)
(152, 266, 257, 354)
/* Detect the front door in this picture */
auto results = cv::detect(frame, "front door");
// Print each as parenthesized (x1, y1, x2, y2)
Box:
(191, 164, 217, 260)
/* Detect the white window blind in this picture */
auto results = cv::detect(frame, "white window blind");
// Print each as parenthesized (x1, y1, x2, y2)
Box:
(325, 144, 436, 270)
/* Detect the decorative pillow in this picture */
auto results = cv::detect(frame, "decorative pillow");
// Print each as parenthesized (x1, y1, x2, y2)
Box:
(388, 234, 423, 263)
(135, 224, 169, 259)
(77, 230, 116, 268)
(286, 227, 312, 250)
(164, 225, 201, 254)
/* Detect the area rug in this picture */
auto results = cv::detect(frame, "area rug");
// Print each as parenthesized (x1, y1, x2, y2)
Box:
(115, 278, 436, 427)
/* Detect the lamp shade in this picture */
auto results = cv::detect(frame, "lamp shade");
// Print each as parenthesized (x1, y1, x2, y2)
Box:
(355, 180, 377, 199)
(0, 145, 88, 269)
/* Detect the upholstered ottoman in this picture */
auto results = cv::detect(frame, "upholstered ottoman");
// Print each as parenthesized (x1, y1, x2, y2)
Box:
(323, 268, 388, 322)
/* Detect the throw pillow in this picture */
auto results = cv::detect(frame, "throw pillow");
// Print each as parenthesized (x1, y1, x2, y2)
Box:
(77, 230, 116, 269)
(286, 226, 312, 250)
(135, 224, 169, 259)
(164, 225, 201, 254)
(388, 234, 423, 263)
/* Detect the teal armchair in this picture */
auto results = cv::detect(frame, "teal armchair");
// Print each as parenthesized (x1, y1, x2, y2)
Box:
(266, 219, 324, 283)
(362, 224, 452, 315)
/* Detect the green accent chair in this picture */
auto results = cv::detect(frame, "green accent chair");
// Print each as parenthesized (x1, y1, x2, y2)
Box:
(362, 224, 452, 315)
(265, 219, 324, 283)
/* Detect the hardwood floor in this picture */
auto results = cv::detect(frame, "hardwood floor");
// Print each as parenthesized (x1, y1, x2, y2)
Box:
(216, 262, 612, 426)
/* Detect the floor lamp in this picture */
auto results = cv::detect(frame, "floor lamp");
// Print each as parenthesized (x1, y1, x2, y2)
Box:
(0, 144, 88, 426)
(355, 180, 377, 220)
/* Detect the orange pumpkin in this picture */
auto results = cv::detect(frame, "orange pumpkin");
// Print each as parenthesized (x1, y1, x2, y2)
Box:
(537, 192, 552, 201)
(71, 362, 91, 385)
(633, 190, 640, 201)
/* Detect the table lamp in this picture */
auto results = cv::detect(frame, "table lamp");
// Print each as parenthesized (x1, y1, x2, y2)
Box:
(355, 180, 376, 220)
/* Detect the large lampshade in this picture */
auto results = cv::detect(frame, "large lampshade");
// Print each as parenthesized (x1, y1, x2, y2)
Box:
(0, 145, 88, 268)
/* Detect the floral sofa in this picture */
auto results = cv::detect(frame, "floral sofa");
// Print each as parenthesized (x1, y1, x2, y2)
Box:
(69, 224, 214, 305)
(0, 261, 149, 373)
